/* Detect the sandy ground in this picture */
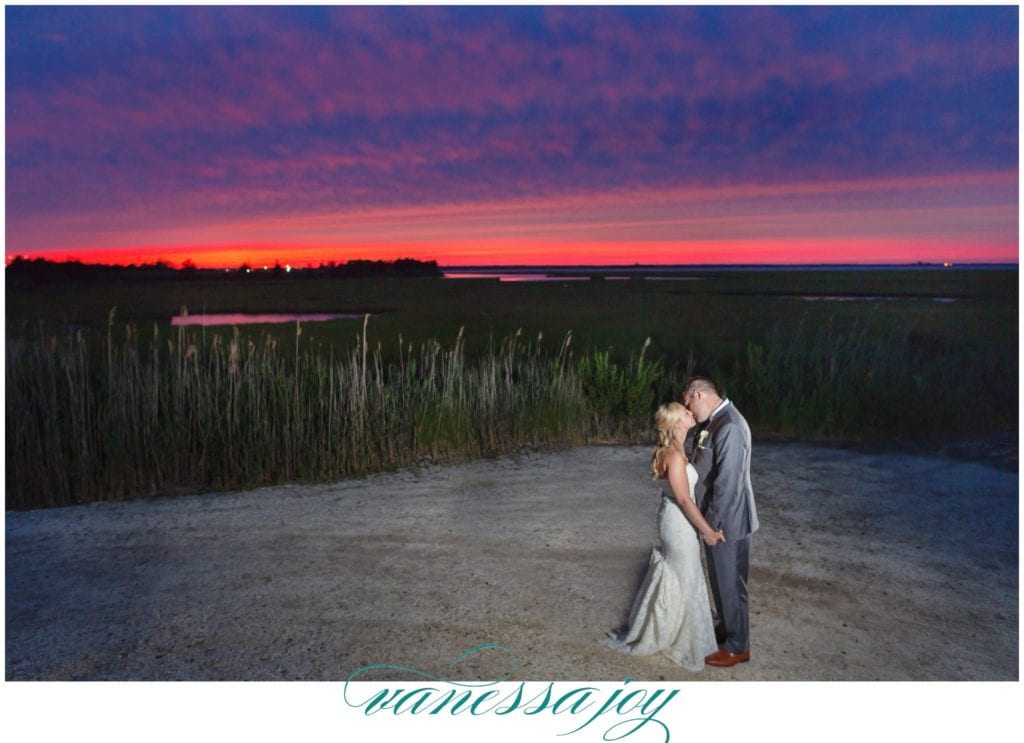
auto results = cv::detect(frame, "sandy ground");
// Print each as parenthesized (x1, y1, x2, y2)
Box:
(5, 443, 1018, 681)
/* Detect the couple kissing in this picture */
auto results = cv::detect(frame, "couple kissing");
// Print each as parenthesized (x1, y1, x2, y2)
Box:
(601, 376, 759, 671)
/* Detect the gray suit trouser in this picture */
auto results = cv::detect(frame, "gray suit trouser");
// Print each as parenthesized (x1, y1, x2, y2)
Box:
(705, 535, 751, 653)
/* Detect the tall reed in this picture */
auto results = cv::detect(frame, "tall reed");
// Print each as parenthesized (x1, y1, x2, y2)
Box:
(578, 337, 662, 437)
(6, 317, 596, 509)
(6, 312, 1014, 509)
(715, 318, 1016, 439)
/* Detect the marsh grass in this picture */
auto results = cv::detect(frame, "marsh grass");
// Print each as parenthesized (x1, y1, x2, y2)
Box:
(6, 303, 1016, 509)
(6, 315, 601, 508)
(716, 318, 1016, 439)
(578, 338, 663, 438)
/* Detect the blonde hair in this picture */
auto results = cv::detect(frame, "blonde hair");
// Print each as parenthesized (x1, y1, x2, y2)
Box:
(651, 402, 690, 479)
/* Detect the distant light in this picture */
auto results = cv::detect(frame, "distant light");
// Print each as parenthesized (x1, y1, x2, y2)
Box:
(225, 269, 230, 272)
(943, 262, 953, 267)
(246, 268, 252, 273)
(285, 264, 292, 272)
(263, 265, 269, 271)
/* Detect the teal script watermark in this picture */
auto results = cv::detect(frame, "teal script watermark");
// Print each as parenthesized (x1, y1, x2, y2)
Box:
(343, 644, 679, 741)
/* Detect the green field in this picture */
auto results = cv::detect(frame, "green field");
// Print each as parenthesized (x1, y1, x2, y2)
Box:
(5, 267, 1018, 508)
(7, 267, 1016, 362)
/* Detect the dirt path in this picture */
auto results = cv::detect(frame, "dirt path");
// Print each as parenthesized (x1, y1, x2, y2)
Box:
(5, 444, 1018, 681)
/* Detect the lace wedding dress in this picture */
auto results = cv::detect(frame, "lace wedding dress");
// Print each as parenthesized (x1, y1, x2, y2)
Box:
(600, 463, 718, 671)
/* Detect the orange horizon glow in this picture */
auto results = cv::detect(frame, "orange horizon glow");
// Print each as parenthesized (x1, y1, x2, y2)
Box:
(7, 236, 1017, 270)
(8, 173, 1017, 268)
(7, 172, 1017, 270)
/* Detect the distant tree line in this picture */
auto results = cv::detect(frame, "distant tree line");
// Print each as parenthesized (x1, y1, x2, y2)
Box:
(5, 256, 441, 284)
(302, 258, 441, 278)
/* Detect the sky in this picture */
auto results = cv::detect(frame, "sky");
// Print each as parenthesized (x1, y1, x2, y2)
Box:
(4, 5, 1019, 267)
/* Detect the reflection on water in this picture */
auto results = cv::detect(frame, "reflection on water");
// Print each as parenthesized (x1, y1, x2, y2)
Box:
(443, 272, 588, 282)
(443, 271, 708, 282)
(171, 312, 367, 326)
(801, 296, 959, 303)
(444, 272, 710, 282)
(642, 276, 701, 281)
(501, 274, 588, 282)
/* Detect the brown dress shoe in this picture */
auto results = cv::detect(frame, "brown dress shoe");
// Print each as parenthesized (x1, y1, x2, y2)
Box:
(705, 649, 751, 667)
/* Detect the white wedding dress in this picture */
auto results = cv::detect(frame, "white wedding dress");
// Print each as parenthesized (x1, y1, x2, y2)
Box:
(600, 463, 718, 671)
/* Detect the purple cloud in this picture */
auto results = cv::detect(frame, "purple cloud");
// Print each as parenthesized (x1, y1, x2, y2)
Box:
(5, 6, 1017, 260)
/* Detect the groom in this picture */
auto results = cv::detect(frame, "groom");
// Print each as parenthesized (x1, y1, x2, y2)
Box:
(683, 376, 758, 667)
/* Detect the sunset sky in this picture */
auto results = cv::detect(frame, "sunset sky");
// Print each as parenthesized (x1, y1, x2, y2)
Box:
(5, 5, 1019, 268)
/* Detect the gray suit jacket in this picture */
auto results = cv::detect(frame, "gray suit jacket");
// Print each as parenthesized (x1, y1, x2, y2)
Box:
(690, 400, 759, 539)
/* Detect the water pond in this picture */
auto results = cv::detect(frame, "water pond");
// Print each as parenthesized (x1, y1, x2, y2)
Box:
(170, 312, 368, 327)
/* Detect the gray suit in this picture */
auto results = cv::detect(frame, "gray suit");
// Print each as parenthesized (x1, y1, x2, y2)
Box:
(690, 400, 758, 653)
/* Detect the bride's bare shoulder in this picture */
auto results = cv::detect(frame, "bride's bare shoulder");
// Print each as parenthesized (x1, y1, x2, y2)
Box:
(662, 445, 686, 469)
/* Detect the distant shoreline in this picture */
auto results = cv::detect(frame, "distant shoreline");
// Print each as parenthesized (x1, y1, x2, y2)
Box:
(441, 263, 1017, 272)
(6, 256, 1017, 274)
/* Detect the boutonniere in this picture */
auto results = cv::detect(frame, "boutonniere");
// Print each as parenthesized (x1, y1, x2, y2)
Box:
(697, 430, 710, 449)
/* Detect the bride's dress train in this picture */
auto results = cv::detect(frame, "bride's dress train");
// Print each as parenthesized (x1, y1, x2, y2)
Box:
(600, 463, 717, 672)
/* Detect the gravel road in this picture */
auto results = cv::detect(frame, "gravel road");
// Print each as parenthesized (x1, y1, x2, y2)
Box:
(5, 443, 1018, 681)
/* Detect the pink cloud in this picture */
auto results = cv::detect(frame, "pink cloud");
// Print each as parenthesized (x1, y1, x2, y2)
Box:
(8, 168, 1015, 265)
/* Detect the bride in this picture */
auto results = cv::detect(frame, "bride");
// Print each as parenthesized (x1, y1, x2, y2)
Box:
(600, 402, 723, 671)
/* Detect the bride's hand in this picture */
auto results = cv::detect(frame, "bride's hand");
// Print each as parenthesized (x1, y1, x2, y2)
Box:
(702, 529, 726, 546)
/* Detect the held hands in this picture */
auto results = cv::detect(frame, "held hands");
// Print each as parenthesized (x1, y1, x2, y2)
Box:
(701, 529, 726, 546)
